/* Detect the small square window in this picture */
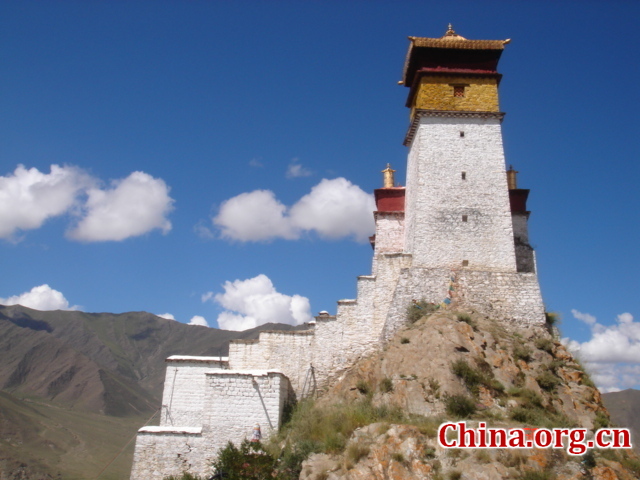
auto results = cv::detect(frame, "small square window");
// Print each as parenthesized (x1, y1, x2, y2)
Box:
(461, 172, 466, 180)
(460, 131, 465, 137)
(462, 260, 469, 266)
(453, 85, 465, 97)
(462, 215, 468, 222)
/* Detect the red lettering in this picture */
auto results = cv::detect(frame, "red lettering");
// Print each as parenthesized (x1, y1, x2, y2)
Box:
(596, 429, 612, 448)
(438, 423, 457, 448)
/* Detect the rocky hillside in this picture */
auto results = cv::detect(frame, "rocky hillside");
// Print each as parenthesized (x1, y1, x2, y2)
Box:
(0, 304, 304, 480)
(296, 309, 640, 479)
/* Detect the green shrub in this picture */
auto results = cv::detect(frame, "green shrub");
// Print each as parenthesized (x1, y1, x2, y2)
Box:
(356, 379, 370, 395)
(582, 450, 596, 470)
(445, 394, 476, 418)
(519, 470, 555, 480)
(513, 344, 533, 363)
(456, 313, 477, 329)
(593, 411, 610, 430)
(535, 337, 554, 354)
(400, 337, 410, 344)
(451, 359, 483, 392)
(211, 440, 275, 480)
(448, 470, 462, 480)
(451, 359, 503, 396)
(164, 474, 203, 480)
(536, 371, 560, 391)
(346, 442, 370, 465)
(379, 377, 394, 393)
(391, 452, 405, 463)
(407, 300, 439, 324)
(545, 312, 560, 327)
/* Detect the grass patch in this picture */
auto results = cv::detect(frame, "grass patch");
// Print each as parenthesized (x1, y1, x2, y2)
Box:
(391, 452, 405, 463)
(451, 359, 503, 396)
(379, 377, 394, 393)
(536, 370, 560, 392)
(444, 394, 476, 418)
(345, 442, 370, 465)
(407, 300, 439, 324)
(593, 411, 610, 430)
(513, 344, 533, 363)
(448, 470, 462, 480)
(355, 379, 370, 395)
(457, 313, 477, 329)
(534, 337, 554, 354)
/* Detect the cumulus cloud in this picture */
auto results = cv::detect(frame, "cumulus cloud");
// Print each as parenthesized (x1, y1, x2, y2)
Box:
(156, 313, 176, 321)
(0, 164, 175, 242)
(214, 190, 298, 242)
(204, 274, 312, 331)
(213, 178, 375, 243)
(68, 171, 174, 242)
(564, 310, 640, 391)
(0, 284, 79, 311)
(188, 315, 209, 327)
(0, 164, 92, 240)
(286, 158, 312, 179)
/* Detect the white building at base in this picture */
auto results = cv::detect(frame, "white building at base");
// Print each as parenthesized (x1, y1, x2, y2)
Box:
(130, 26, 546, 479)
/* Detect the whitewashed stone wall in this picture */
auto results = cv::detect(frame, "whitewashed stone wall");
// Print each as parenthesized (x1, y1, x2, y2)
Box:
(203, 371, 291, 444)
(404, 117, 517, 272)
(131, 428, 207, 479)
(131, 371, 291, 480)
(160, 356, 228, 427)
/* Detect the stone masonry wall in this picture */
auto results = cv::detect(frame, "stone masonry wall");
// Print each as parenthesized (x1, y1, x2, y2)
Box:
(131, 428, 207, 480)
(202, 371, 291, 449)
(159, 357, 228, 427)
(404, 117, 518, 272)
(131, 372, 291, 480)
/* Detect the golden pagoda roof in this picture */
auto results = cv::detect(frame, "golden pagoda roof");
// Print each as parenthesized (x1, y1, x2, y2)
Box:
(401, 25, 510, 87)
(409, 24, 510, 50)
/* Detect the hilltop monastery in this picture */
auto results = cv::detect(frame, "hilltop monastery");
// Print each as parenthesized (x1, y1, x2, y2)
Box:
(130, 26, 546, 479)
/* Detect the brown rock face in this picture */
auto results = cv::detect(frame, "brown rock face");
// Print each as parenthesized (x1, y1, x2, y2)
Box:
(304, 310, 640, 479)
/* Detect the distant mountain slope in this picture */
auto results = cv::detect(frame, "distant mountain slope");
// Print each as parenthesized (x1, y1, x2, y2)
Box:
(0, 304, 306, 479)
(602, 389, 640, 450)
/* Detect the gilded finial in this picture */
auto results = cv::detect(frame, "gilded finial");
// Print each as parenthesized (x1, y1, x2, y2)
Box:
(382, 163, 396, 188)
(442, 23, 466, 40)
(506, 165, 518, 190)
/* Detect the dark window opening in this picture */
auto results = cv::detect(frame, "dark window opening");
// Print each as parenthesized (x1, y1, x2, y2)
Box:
(461, 172, 466, 180)
(462, 260, 469, 266)
(460, 131, 465, 137)
(453, 85, 465, 97)
(462, 215, 468, 222)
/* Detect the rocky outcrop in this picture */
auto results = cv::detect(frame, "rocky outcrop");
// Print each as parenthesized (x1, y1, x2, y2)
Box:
(300, 309, 639, 480)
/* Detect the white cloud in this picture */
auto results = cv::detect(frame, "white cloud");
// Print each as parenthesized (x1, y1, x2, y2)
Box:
(68, 171, 174, 242)
(156, 313, 176, 321)
(249, 158, 264, 168)
(0, 164, 92, 241)
(286, 158, 312, 179)
(204, 274, 312, 331)
(564, 311, 640, 391)
(0, 284, 79, 311)
(571, 308, 597, 326)
(214, 190, 298, 242)
(188, 315, 209, 327)
(289, 178, 376, 242)
(213, 178, 375, 243)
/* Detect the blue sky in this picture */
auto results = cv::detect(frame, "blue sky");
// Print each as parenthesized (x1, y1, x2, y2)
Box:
(0, 1, 638, 391)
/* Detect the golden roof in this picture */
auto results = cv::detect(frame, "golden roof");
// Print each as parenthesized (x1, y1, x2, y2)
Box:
(408, 24, 510, 50)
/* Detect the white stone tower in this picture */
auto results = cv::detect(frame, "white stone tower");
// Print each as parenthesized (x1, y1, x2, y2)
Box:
(130, 27, 547, 479)
(402, 25, 515, 271)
